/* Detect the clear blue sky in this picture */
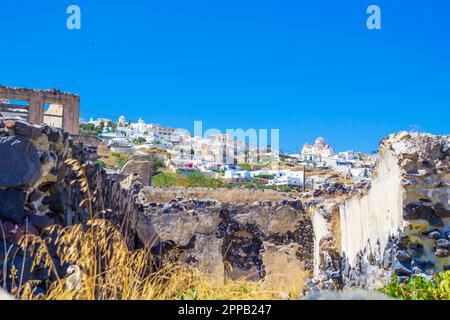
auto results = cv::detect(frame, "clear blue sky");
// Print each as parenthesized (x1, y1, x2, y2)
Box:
(1, 0, 449, 153)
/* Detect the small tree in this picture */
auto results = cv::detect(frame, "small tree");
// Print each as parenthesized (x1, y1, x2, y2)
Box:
(133, 137, 147, 145)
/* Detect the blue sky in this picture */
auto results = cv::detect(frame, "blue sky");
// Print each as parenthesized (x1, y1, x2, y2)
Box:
(1, 0, 449, 153)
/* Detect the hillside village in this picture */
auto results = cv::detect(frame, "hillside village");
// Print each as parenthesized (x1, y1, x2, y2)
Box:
(80, 115, 377, 193)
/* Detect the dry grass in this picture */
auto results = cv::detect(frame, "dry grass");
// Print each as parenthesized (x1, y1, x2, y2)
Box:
(142, 187, 297, 204)
(17, 219, 278, 300)
(11, 158, 283, 300)
(97, 145, 130, 170)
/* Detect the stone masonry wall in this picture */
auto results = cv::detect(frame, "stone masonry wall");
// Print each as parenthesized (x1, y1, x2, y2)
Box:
(0, 118, 145, 292)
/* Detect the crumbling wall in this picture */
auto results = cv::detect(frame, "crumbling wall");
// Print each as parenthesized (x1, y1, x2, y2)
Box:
(142, 187, 297, 203)
(0, 118, 145, 292)
(0, 86, 80, 135)
(4, 118, 446, 295)
(311, 132, 450, 290)
(120, 154, 153, 186)
(135, 197, 313, 292)
(0, 118, 313, 294)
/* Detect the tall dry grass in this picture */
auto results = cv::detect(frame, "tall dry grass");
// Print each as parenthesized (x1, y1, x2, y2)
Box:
(12, 158, 279, 300)
(18, 219, 276, 300)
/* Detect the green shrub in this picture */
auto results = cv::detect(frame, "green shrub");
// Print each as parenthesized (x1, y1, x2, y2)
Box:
(153, 172, 180, 187)
(152, 157, 166, 175)
(384, 271, 450, 300)
(153, 172, 225, 188)
(96, 160, 106, 168)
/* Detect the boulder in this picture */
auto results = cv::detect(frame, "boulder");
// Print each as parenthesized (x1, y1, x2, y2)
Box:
(436, 239, 450, 250)
(0, 135, 41, 187)
(0, 189, 28, 223)
(403, 203, 434, 221)
(13, 120, 42, 140)
(0, 221, 25, 244)
(120, 159, 152, 186)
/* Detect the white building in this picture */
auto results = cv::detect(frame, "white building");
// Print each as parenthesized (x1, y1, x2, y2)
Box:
(333, 161, 355, 174)
(108, 138, 132, 152)
(301, 137, 334, 163)
(224, 170, 252, 180)
(268, 170, 304, 187)
(338, 150, 361, 161)
(118, 115, 127, 127)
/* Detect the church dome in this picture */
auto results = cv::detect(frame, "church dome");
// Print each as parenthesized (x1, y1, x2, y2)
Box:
(315, 136, 325, 146)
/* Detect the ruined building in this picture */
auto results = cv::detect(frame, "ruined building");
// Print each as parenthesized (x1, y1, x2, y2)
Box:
(0, 85, 80, 135)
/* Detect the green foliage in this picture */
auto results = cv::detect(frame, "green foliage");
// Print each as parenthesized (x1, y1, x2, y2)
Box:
(153, 172, 225, 188)
(79, 123, 101, 136)
(153, 172, 180, 187)
(110, 151, 129, 171)
(186, 172, 223, 188)
(255, 174, 275, 180)
(384, 272, 450, 300)
(80, 123, 95, 131)
(238, 163, 253, 171)
(152, 157, 166, 176)
(133, 137, 147, 145)
(96, 160, 106, 168)
(116, 157, 128, 170)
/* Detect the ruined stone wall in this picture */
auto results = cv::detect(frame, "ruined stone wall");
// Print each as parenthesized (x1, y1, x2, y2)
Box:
(0, 118, 313, 293)
(143, 187, 297, 204)
(0, 86, 80, 135)
(134, 195, 313, 292)
(311, 132, 450, 290)
(0, 118, 144, 292)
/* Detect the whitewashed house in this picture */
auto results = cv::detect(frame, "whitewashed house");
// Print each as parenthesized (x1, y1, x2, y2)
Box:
(224, 170, 252, 180)
(268, 170, 304, 187)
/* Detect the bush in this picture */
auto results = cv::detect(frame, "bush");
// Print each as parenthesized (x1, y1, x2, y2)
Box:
(153, 172, 181, 187)
(96, 160, 106, 168)
(110, 152, 130, 170)
(152, 157, 166, 175)
(133, 137, 147, 145)
(384, 272, 450, 300)
(152, 172, 225, 188)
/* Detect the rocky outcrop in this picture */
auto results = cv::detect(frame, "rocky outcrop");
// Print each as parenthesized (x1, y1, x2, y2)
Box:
(120, 154, 153, 186)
